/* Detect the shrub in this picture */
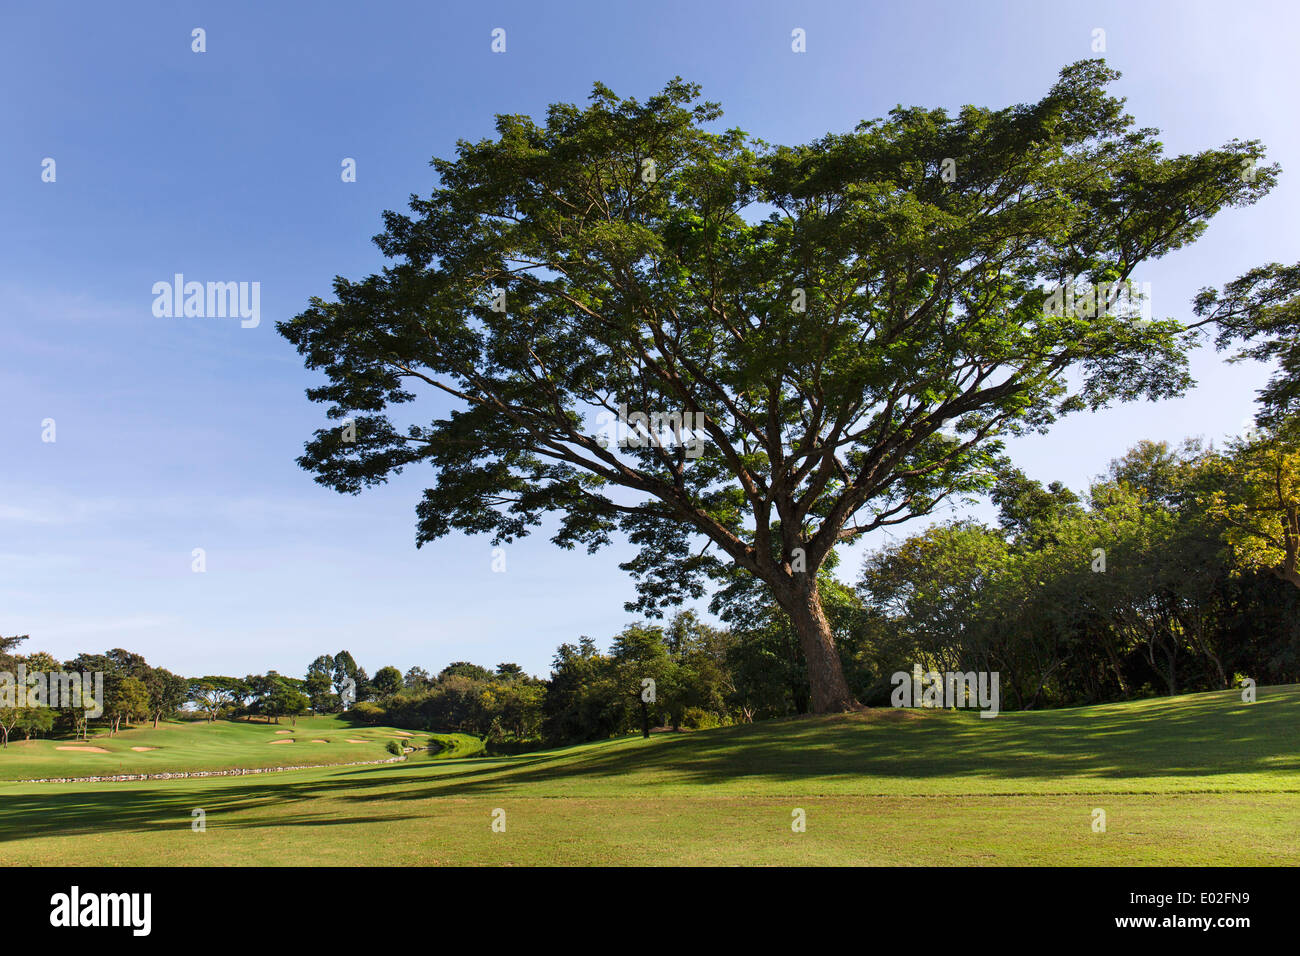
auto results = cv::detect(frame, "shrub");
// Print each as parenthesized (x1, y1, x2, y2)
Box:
(681, 708, 728, 730)
(352, 701, 385, 724)
(385, 739, 403, 757)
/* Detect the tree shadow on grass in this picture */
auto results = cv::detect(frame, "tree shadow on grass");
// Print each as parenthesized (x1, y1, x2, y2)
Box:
(2, 686, 1297, 843)
(0, 774, 428, 844)
(362, 685, 1300, 799)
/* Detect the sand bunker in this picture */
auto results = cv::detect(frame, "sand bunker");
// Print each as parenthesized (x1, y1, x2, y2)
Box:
(56, 746, 110, 753)
(268, 739, 294, 744)
(130, 746, 157, 752)
(310, 739, 328, 743)
(345, 739, 368, 743)
(391, 731, 414, 737)
(274, 730, 293, 735)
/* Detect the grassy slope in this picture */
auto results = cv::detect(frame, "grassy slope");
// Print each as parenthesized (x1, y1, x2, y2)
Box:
(2, 687, 1298, 865)
(0, 716, 464, 779)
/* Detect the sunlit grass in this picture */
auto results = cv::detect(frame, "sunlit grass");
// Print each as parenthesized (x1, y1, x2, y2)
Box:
(2, 687, 1296, 865)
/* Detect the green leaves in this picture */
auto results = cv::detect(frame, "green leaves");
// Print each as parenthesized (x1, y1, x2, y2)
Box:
(279, 62, 1276, 617)
(1193, 261, 1300, 433)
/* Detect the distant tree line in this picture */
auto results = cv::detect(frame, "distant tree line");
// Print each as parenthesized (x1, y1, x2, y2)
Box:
(0, 643, 187, 747)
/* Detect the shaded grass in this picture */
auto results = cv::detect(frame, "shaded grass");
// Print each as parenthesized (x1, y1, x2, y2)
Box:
(2, 686, 1297, 865)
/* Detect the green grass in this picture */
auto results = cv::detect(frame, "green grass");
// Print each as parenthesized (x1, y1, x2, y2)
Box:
(0, 716, 452, 780)
(2, 687, 1298, 865)
(427, 733, 486, 759)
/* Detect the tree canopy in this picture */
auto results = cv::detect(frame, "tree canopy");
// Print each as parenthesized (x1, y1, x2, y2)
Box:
(279, 61, 1273, 712)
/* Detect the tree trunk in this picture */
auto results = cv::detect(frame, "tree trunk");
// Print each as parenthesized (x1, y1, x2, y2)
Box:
(1277, 504, 1299, 589)
(783, 580, 858, 713)
(1272, 564, 1300, 589)
(1100, 631, 1130, 696)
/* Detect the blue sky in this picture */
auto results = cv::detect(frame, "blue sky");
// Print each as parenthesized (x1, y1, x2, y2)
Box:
(2, 0, 1298, 679)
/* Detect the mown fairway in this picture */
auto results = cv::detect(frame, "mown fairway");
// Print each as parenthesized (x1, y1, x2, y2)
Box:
(0, 715, 482, 780)
(2, 687, 1298, 865)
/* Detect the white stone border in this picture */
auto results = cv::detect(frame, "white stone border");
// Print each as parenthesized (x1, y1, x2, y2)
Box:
(13, 754, 407, 784)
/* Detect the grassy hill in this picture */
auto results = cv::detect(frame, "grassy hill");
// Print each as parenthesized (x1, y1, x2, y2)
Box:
(0, 716, 477, 780)
(1, 687, 1298, 865)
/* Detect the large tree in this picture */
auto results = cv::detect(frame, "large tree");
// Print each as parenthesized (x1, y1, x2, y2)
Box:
(142, 666, 187, 729)
(279, 61, 1272, 712)
(188, 676, 245, 722)
(106, 676, 149, 735)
